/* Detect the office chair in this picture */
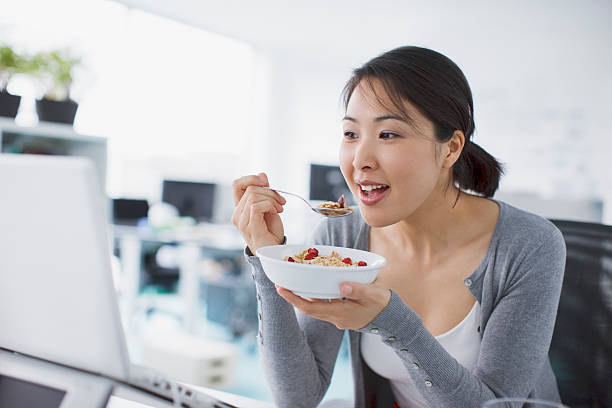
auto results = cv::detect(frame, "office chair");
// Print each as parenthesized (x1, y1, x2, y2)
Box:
(549, 219, 612, 408)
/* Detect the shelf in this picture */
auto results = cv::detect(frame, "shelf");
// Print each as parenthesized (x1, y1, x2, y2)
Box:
(0, 116, 108, 196)
(0, 116, 105, 144)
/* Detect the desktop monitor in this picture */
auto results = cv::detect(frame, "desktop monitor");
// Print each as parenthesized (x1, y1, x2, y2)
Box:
(112, 198, 149, 225)
(161, 180, 216, 222)
(309, 163, 353, 205)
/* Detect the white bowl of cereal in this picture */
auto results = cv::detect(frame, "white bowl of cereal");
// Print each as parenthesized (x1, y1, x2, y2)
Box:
(255, 244, 387, 299)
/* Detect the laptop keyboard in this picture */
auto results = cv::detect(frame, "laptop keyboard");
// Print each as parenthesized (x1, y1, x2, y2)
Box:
(129, 364, 237, 408)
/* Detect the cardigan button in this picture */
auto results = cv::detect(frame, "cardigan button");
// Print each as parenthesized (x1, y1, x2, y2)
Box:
(387, 336, 397, 342)
(464, 278, 472, 287)
(425, 380, 433, 387)
(369, 328, 379, 334)
(412, 362, 420, 369)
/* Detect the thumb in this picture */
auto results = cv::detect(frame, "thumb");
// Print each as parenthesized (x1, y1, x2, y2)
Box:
(340, 282, 369, 300)
(257, 172, 270, 187)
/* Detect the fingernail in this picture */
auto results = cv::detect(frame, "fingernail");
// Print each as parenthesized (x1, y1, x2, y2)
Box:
(341, 285, 352, 296)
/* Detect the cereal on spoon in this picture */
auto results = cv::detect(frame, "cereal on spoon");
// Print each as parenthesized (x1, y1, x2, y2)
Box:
(317, 195, 352, 216)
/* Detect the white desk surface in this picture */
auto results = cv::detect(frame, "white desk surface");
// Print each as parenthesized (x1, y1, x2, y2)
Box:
(107, 384, 274, 408)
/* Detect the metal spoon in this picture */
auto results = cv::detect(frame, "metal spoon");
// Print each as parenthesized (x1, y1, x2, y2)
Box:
(266, 187, 353, 217)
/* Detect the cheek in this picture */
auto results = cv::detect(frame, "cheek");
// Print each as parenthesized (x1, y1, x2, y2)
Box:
(339, 145, 354, 179)
(385, 148, 438, 193)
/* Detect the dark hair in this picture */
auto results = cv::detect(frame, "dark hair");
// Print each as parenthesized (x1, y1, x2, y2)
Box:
(342, 46, 503, 197)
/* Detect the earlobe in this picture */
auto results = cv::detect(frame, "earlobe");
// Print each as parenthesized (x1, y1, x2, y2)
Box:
(444, 130, 465, 168)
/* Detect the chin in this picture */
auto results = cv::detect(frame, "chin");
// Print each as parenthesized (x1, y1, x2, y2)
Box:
(358, 205, 398, 228)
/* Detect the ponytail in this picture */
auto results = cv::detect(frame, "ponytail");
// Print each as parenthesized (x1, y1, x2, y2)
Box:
(453, 141, 504, 197)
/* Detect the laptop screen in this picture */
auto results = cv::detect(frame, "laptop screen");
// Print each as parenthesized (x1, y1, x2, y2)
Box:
(0, 155, 130, 381)
(0, 375, 66, 408)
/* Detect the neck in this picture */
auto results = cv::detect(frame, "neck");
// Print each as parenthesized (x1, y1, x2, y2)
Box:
(377, 186, 467, 265)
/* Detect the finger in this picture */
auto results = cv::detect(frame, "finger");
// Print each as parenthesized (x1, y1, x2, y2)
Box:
(275, 286, 342, 304)
(234, 189, 283, 229)
(232, 174, 268, 206)
(238, 198, 280, 234)
(231, 193, 248, 227)
(274, 284, 322, 302)
(257, 172, 269, 186)
(276, 287, 344, 317)
(276, 287, 321, 312)
(244, 185, 286, 206)
(238, 193, 282, 231)
(236, 198, 251, 232)
(339, 281, 369, 300)
(249, 200, 282, 236)
(340, 281, 391, 308)
(244, 192, 284, 213)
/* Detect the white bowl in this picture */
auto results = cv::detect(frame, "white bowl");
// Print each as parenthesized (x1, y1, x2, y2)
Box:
(255, 244, 387, 299)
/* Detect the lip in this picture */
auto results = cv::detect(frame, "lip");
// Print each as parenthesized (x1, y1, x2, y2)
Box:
(355, 179, 389, 186)
(358, 185, 390, 206)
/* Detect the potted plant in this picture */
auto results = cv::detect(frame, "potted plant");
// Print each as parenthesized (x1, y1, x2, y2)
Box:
(33, 49, 81, 125)
(0, 45, 26, 118)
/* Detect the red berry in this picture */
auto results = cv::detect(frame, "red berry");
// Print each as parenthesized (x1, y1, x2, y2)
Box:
(304, 253, 315, 260)
(357, 261, 367, 266)
(342, 257, 352, 265)
(287, 257, 295, 262)
(307, 248, 319, 257)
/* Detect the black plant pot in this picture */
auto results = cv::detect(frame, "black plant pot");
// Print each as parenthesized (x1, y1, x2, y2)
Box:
(36, 98, 78, 125)
(0, 90, 21, 118)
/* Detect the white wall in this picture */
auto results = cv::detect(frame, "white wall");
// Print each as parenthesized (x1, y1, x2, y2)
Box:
(245, 2, 612, 224)
(6, 0, 610, 224)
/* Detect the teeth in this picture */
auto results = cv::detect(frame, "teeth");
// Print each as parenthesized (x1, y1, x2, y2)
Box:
(360, 184, 388, 192)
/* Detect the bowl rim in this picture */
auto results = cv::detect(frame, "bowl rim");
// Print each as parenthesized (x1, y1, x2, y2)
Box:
(255, 244, 387, 271)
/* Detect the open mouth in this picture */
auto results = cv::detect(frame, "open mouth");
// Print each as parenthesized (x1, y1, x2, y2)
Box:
(358, 184, 390, 205)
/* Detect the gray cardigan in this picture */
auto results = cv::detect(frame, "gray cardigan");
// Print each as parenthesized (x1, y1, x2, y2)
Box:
(246, 200, 566, 407)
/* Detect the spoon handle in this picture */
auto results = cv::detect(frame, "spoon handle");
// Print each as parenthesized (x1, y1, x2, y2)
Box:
(265, 187, 312, 207)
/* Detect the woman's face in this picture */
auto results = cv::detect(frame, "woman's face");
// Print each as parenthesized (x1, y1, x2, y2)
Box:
(339, 79, 446, 227)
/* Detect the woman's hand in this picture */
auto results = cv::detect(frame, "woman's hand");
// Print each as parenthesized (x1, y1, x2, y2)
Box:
(276, 282, 392, 330)
(231, 172, 287, 254)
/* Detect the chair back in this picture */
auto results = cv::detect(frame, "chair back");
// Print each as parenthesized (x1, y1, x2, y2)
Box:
(549, 219, 612, 408)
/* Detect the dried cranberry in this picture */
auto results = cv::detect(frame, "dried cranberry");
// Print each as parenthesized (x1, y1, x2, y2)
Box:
(342, 257, 352, 265)
(287, 257, 295, 262)
(307, 248, 319, 257)
(304, 253, 315, 260)
(357, 261, 367, 266)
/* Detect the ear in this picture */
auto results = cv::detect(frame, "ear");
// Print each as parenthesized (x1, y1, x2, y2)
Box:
(441, 130, 465, 169)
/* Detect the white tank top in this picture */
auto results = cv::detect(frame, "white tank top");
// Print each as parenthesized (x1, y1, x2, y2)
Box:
(361, 301, 481, 408)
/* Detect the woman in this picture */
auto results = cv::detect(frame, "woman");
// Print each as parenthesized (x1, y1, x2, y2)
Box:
(232, 46, 566, 408)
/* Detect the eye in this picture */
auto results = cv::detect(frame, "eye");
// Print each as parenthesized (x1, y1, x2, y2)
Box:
(343, 131, 358, 140)
(380, 132, 400, 140)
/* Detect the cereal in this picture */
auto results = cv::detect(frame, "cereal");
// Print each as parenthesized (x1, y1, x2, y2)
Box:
(318, 194, 351, 211)
(284, 247, 367, 267)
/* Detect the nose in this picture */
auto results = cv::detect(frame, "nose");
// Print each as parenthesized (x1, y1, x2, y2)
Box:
(352, 138, 378, 171)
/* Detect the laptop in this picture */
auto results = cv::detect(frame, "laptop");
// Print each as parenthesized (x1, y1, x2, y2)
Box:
(0, 154, 235, 408)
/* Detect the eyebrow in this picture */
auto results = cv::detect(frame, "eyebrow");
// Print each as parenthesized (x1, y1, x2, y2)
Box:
(342, 114, 409, 123)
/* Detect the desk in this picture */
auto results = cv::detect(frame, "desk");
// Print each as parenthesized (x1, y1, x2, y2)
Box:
(107, 384, 274, 408)
(112, 223, 246, 333)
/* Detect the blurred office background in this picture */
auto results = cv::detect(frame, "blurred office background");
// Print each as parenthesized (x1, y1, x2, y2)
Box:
(1, 0, 611, 404)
